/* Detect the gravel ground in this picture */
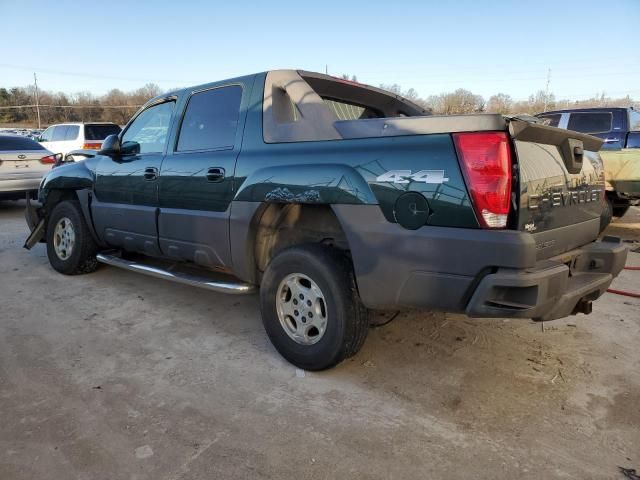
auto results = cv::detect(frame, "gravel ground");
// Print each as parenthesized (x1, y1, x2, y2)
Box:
(1, 201, 639, 480)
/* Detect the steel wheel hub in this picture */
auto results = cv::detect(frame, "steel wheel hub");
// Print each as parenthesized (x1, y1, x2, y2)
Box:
(276, 273, 328, 345)
(53, 217, 75, 261)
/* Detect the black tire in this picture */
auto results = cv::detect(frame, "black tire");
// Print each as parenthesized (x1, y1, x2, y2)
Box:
(613, 204, 630, 219)
(600, 197, 613, 233)
(260, 244, 368, 371)
(46, 200, 98, 275)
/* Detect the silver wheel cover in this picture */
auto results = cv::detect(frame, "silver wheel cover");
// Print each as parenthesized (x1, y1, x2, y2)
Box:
(276, 273, 328, 345)
(53, 217, 75, 261)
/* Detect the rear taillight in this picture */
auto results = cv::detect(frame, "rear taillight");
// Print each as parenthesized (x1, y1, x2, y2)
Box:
(453, 131, 512, 229)
(83, 142, 101, 150)
(40, 154, 57, 164)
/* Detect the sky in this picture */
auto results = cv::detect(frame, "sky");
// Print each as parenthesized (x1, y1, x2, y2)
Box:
(1, 0, 639, 102)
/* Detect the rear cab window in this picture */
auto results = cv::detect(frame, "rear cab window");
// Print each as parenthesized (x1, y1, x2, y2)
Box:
(567, 112, 612, 134)
(176, 85, 243, 152)
(84, 124, 122, 140)
(323, 99, 381, 120)
(537, 114, 561, 127)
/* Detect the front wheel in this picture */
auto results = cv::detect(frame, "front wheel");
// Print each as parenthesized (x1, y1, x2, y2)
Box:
(46, 200, 98, 275)
(260, 244, 368, 371)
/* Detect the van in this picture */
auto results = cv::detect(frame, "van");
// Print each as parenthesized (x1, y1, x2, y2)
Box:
(38, 123, 122, 157)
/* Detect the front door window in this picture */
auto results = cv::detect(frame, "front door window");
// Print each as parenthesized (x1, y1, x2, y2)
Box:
(121, 101, 175, 155)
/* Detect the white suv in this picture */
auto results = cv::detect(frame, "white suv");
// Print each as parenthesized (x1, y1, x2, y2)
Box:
(38, 122, 121, 157)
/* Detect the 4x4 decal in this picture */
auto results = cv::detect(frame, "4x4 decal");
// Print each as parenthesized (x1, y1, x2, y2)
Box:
(375, 170, 449, 184)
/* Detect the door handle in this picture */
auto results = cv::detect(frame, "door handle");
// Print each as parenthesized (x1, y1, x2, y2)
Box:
(143, 166, 158, 181)
(603, 138, 620, 143)
(206, 167, 225, 182)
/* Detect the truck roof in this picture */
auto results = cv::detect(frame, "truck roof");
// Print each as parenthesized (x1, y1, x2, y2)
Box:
(153, 69, 429, 116)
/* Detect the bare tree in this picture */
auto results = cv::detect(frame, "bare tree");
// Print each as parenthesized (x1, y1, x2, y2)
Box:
(487, 93, 513, 114)
(0, 78, 638, 127)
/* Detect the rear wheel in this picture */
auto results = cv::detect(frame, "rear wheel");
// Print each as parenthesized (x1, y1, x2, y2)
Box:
(46, 200, 98, 275)
(260, 244, 368, 371)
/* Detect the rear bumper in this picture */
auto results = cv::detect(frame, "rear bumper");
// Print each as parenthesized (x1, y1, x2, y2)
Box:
(465, 237, 627, 320)
(332, 205, 628, 321)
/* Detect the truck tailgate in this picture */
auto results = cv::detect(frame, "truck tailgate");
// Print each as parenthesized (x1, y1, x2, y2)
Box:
(509, 119, 605, 259)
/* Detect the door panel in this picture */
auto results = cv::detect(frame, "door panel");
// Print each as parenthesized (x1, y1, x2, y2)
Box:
(92, 100, 176, 255)
(159, 148, 238, 267)
(158, 85, 245, 268)
(157, 207, 231, 266)
(93, 153, 164, 255)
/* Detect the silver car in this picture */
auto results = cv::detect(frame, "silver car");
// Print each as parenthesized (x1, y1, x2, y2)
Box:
(0, 135, 55, 200)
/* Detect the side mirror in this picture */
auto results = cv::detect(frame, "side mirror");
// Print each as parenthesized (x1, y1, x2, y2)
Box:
(98, 134, 122, 157)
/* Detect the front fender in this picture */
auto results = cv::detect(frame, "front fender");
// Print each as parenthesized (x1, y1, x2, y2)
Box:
(233, 164, 377, 205)
(39, 158, 96, 204)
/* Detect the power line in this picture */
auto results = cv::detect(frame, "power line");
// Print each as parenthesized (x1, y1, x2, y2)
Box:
(0, 63, 197, 85)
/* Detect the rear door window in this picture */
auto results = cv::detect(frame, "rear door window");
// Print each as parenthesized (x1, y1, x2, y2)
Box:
(567, 112, 612, 134)
(84, 124, 122, 140)
(65, 125, 80, 140)
(176, 86, 242, 152)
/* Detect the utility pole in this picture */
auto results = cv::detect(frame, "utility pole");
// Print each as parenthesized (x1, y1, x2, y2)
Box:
(33, 73, 41, 129)
(543, 68, 551, 112)
(325, 64, 328, 75)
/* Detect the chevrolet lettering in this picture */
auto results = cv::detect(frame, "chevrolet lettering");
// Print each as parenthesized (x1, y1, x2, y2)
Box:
(528, 188, 602, 210)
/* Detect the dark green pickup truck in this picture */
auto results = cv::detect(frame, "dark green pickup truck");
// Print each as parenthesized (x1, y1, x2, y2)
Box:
(24, 70, 628, 370)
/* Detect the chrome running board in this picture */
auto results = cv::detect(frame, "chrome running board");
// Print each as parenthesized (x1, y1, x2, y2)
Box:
(96, 253, 256, 295)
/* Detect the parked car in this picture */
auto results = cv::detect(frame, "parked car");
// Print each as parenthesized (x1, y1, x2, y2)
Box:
(38, 123, 122, 157)
(0, 135, 56, 200)
(25, 70, 627, 370)
(536, 107, 640, 220)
